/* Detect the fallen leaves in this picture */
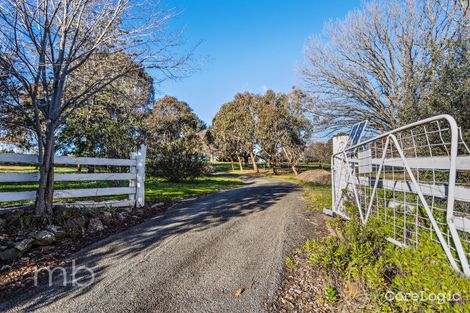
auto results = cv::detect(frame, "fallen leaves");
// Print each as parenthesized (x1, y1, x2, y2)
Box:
(234, 288, 245, 297)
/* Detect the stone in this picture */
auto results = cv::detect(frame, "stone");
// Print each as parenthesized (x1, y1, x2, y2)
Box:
(0, 218, 6, 231)
(14, 238, 34, 253)
(116, 212, 127, 221)
(5, 210, 23, 224)
(101, 212, 113, 224)
(87, 217, 104, 233)
(47, 225, 66, 238)
(34, 230, 56, 246)
(122, 206, 133, 213)
(151, 202, 165, 209)
(64, 217, 86, 238)
(0, 247, 18, 261)
(1, 265, 12, 272)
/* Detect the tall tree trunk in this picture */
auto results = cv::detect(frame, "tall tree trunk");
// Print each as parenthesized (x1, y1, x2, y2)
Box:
(230, 158, 235, 171)
(291, 164, 298, 176)
(35, 125, 56, 217)
(237, 155, 244, 173)
(272, 159, 278, 175)
(250, 152, 258, 173)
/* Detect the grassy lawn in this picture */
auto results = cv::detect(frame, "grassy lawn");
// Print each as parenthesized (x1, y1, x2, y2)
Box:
(261, 173, 332, 212)
(0, 164, 243, 206)
(0, 162, 332, 207)
(0, 165, 87, 173)
(211, 161, 330, 174)
(145, 176, 242, 202)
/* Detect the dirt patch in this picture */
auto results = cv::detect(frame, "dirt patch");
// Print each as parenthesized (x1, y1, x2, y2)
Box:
(265, 213, 333, 313)
(297, 170, 331, 185)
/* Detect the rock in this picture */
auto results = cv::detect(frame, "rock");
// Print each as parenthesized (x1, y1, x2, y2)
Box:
(151, 202, 165, 209)
(0, 218, 6, 231)
(116, 212, 127, 221)
(1, 265, 12, 272)
(0, 245, 7, 251)
(64, 217, 86, 238)
(101, 212, 113, 224)
(136, 209, 144, 216)
(46, 225, 66, 238)
(0, 247, 18, 261)
(87, 217, 104, 233)
(14, 238, 34, 252)
(5, 210, 23, 224)
(122, 206, 133, 213)
(34, 230, 56, 246)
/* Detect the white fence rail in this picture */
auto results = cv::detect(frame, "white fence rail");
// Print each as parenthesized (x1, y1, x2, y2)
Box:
(0, 145, 146, 212)
(331, 115, 470, 278)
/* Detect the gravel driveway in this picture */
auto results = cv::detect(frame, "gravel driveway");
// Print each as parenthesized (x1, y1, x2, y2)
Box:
(1, 176, 320, 313)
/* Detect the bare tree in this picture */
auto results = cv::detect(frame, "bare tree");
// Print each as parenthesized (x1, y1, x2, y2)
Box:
(303, 141, 332, 169)
(301, 0, 468, 134)
(0, 0, 191, 216)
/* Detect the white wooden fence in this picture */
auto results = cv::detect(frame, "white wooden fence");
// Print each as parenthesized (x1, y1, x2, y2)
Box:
(0, 145, 146, 212)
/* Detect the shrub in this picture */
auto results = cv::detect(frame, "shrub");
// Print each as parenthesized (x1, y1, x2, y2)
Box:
(146, 96, 209, 182)
(304, 209, 470, 312)
(147, 136, 209, 182)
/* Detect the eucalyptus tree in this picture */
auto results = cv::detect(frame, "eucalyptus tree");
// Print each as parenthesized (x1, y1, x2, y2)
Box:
(255, 89, 311, 175)
(211, 92, 258, 173)
(254, 91, 284, 174)
(211, 100, 245, 172)
(0, 0, 191, 216)
(57, 63, 154, 161)
(301, 0, 468, 133)
(278, 89, 312, 175)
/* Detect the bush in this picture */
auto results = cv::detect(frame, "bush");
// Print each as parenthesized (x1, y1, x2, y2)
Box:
(146, 96, 209, 182)
(147, 137, 209, 182)
(304, 208, 470, 312)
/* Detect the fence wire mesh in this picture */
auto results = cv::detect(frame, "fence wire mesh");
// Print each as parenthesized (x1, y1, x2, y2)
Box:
(332, 115, 470, 277)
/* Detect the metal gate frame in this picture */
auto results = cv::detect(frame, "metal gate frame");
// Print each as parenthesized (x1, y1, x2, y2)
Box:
(331, 114, 470, 277)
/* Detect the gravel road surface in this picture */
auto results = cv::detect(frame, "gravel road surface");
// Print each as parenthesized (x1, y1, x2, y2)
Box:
(1, 176, 320, 313)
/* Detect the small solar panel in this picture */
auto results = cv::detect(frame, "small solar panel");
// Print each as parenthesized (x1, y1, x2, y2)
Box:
(348, 121, 368, 146)
(349, 124, 359, 141)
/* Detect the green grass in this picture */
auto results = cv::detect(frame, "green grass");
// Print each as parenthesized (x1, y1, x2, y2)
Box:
(0, 168, 242, 206)
(260, 173, 332, 212)
(210, 161, 330, 174)
(0, 165, 92, 173)
(144, 175, 242, 201)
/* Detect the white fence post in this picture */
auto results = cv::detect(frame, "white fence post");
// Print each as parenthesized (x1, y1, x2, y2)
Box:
(129, 152, 137, 206)
(332, 135, 349, 216)
(135, 144, 147, 208)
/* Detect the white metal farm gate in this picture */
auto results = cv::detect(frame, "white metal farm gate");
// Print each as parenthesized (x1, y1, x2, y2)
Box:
(0, 145, 146, 212)
(331, 115, 470, 277)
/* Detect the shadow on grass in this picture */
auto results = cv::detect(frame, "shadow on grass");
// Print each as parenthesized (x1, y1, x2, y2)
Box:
(0, 179, 298, 312)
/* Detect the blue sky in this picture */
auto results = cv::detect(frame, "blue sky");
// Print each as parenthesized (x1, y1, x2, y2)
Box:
(159, 0, 361, 125)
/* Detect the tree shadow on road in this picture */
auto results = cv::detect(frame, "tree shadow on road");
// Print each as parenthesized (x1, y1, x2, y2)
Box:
(0, 181, 300, 312)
